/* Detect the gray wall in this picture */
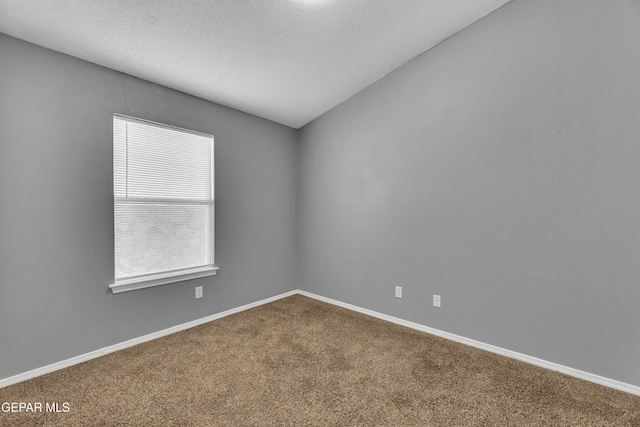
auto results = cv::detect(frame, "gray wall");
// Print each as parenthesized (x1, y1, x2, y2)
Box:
(298, 0, 640, 386)
(0, 34, 298, 379)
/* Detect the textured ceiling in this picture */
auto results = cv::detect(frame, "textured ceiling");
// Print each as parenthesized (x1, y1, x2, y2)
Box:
(0, 0, 511, 128)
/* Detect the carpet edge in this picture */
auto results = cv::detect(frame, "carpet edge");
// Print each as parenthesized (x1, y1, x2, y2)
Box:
(0, 290, 298, 389)
(298, 290, 640, 397)
(4, 288, 639, 398)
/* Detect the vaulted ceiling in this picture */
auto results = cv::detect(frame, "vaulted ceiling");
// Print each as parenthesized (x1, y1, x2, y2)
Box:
(0, 0, 511, 128)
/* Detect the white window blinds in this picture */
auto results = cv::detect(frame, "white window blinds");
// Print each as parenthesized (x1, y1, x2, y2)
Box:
(111, 115, 216, 293)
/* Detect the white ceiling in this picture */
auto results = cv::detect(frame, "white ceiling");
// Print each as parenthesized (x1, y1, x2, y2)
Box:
(0, 0, 511, 128)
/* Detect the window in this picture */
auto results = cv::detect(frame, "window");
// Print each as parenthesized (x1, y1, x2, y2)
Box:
(110, 115, 217, 293)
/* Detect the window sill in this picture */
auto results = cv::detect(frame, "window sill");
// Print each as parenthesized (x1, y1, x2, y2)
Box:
(110, 266, 219, 294)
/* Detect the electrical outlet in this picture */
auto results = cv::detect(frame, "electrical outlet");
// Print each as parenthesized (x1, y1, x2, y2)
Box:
(433, 294, 441, 307)
(195, 286, 203, 299)
(395, 286, 402, 298)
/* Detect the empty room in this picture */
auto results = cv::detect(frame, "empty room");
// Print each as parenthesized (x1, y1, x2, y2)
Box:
(1, 0, 640, 425)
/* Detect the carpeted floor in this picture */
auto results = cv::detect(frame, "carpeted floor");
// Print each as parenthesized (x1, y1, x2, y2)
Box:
(1, 294, 639, 426)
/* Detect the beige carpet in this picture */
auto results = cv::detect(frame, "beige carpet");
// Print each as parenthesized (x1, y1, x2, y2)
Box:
(1, 294, 639, 426)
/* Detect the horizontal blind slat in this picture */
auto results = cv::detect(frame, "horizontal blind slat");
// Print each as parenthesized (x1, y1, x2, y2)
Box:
(115, 119, 213, 200)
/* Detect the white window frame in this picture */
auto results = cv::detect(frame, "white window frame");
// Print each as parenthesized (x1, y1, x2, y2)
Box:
(109, 115, 218, 294)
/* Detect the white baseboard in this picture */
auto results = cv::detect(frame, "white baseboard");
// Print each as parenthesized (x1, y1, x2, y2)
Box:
(298, 290, 640, 397)
(3, 288, 639, 398)
(0, 290, 297, 389)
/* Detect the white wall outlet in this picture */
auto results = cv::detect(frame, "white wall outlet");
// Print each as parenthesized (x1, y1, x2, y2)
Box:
(395, 286, 403, 298)
(195, 286, 203, 299)
(433, 294, 441, 307)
